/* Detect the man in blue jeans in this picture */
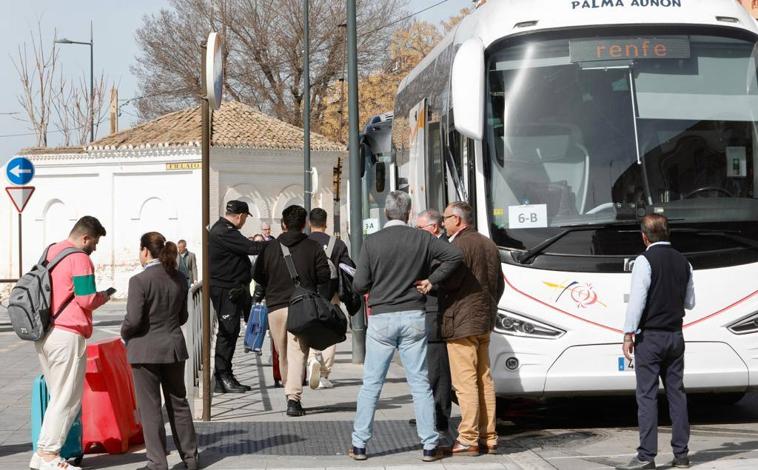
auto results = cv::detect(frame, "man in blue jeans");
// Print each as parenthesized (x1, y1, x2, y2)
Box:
(350, 191, 462, 462)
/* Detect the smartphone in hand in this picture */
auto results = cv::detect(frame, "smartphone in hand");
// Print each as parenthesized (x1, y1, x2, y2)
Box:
(105, 287, 117, 296)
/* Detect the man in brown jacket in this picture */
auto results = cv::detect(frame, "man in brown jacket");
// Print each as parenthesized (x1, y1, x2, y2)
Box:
(439, 201, 504, 455)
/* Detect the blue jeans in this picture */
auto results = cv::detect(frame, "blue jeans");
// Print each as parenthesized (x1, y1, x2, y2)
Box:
(352, 310, 439, 451)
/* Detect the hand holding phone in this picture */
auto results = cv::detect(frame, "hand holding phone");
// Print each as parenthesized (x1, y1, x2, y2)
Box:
(105, 287, 117, 297)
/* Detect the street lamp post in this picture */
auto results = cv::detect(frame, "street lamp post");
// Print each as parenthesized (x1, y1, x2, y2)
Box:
(55, 21, 94, 143)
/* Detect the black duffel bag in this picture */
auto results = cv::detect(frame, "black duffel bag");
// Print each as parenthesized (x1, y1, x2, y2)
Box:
(280, 243, 347, 350)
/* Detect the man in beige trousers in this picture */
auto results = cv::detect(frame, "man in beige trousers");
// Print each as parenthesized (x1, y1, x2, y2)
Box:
(253, 205, 331, 416)
(31, 217, 113, 470)
(439, 202, 504, 456)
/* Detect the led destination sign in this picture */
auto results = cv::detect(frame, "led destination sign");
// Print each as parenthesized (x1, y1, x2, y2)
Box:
(570, 36, 691, 62)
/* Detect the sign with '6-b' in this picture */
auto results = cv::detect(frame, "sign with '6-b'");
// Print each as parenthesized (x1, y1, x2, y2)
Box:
(509, 204, 548, 229)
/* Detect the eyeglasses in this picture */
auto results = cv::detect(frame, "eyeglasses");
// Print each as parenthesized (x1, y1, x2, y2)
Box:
(443, 214, 458, 220)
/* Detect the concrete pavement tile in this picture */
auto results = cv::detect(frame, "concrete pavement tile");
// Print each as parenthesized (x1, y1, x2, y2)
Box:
(442, 464, 508, 470)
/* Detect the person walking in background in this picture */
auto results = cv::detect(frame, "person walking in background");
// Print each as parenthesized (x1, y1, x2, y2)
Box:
(253, 205, 331, 416)
(414, 209, 453, 444)
(349, 191, 462, 462)
(176, 239, 198, 286)
(306, 208, 354, 389)
(30, 216, 113, 470)
(616, 215, 695, 470)
(440, 201, 504, 456)
(122, 233, 198, 470)
(209, 200, 268, 393)
(261, 222, 274, 241)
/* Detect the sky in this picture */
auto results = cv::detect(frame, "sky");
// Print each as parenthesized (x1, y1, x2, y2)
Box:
(0, 0, 473, 169)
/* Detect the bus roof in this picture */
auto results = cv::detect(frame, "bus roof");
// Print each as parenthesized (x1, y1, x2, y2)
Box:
(398, 0, 758, 94)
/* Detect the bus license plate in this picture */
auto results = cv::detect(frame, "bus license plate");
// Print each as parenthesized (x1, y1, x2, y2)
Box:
(618, 356, 634, 372)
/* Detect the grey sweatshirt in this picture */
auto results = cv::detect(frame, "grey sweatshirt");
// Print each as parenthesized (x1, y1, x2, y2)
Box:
(353, 221, 462, 314)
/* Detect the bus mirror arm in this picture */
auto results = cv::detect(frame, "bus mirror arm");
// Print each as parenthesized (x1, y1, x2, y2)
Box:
(451, 38, 485, 141)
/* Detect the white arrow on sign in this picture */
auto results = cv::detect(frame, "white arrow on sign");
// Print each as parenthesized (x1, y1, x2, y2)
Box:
(10, 165, 32, 178)
(5, 186, 35, 213)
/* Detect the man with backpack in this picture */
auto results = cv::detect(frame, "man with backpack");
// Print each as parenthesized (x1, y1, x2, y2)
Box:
(306, 208, 355, 389)
(253, 205, 331, 416)
(26, 216, 113, 470)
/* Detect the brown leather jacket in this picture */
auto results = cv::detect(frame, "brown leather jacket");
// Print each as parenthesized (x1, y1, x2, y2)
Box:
(439, 227, 505, 341)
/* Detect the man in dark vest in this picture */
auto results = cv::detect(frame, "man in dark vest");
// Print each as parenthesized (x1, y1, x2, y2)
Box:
(617, 214, 695, 470)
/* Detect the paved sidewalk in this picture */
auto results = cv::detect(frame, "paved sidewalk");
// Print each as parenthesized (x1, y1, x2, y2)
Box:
(2, 303, 758, 469)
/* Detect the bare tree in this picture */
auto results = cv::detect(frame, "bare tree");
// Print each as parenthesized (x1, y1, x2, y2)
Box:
(67, 73, 108, 145)
(12, 22, 58, 147)
(131, 0, 407, 132)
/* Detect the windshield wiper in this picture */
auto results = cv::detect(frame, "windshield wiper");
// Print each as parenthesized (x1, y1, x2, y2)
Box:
(515, 222, 638, 265)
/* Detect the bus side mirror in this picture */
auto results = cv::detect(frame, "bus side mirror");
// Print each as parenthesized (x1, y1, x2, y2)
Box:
(451, 38, 485, 141)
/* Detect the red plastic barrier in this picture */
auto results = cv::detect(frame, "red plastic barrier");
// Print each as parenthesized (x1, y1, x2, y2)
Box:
(81, 339, 144, 454)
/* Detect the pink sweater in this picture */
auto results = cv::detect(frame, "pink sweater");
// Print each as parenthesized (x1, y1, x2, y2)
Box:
(47, 240, 107, 338)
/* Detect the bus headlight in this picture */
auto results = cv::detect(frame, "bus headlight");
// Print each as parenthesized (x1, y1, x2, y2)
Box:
(495, 309, 565, 339)
(727, 312, 758, 335)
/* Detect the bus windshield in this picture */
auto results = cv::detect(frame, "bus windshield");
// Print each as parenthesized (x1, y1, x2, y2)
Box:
(485, 32, 758, 256)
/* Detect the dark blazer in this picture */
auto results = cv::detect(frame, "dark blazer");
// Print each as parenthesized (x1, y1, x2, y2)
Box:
(425, 233, 448, 342)
(440, 227, 505, 341)
(177, 250, 198, 284)
(122, 264, 190, 364)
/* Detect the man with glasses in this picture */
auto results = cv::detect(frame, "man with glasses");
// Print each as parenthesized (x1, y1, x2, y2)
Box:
(440, 201, 504, 456)
(411, 209, 453, 444)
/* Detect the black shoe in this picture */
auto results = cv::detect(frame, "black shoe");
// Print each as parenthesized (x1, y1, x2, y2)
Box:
(215, 375, 246, 393)
(286, 399, 305, 417)
(184, 450, 200, 470)
(348, 446, 367, 461)
(229, 375, 252, 392)
(422, 447, 447, 462)
(671, 456, 690, 468)
(616, 456, 656, 470)
(273, 380, 282, 388)
(408, 418, 417, 426)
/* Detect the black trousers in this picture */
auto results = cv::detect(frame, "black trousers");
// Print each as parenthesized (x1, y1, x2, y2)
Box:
(211, 286, 246, 377)
(427, 340, 452, 431)
(634, 330, 690, 461)
(132, 362, 198, 470)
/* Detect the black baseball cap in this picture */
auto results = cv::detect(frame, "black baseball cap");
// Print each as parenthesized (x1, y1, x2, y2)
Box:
(226, 200, 252, 216)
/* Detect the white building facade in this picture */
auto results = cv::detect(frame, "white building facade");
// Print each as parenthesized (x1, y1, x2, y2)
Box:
(1, 102, 347, 297)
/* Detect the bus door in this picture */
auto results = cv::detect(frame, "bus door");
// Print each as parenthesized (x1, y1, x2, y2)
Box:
(407, 99, 428, 218)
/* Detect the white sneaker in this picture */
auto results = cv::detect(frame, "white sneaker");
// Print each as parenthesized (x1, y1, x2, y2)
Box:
(318, 377, 334, 389)
(29, 452, 40, 470)
(39, 456, 81, 470)
(307, 357, 321, 390)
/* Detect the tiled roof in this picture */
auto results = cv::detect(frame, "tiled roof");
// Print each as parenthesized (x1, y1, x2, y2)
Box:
(19, 146, 85, 155)
(88, 101, 344, 152)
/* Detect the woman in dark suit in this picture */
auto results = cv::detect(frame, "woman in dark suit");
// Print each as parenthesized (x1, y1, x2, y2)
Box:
(122, 232, 199, 470)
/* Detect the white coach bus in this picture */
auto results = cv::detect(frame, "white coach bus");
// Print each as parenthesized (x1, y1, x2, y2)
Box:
(382, 0, 758, 399)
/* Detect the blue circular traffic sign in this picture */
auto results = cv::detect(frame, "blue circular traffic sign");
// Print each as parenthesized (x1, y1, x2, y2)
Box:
(5, 157, 35, 185)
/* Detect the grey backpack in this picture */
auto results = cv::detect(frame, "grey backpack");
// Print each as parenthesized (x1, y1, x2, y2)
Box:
(7, 245, 83, 341)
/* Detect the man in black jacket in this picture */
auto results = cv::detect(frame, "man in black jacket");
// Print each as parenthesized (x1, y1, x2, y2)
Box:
(414, 209, 452, 443)
(209, 200, 268, 393)
(253, 205, 331, 416)
(306, 208, 354, 389)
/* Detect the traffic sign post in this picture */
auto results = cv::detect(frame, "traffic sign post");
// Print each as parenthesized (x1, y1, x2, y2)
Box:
(5, 157, 35, 185)
(5, 186, 35, 279)
(4, 157, 36, 281)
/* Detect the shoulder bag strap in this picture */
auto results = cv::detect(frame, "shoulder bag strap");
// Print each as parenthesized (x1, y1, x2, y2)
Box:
(47, 248, 86, 319)
(278, 243, 301, 286)
(325, 235, 336, 259)
(38, 244, 54, 266)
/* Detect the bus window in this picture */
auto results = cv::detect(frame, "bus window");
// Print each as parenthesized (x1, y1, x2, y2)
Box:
(427, 121, 446, 210)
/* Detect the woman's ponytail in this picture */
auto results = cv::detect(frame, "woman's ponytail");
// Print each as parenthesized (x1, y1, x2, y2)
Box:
(140, 232, 178, 275)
